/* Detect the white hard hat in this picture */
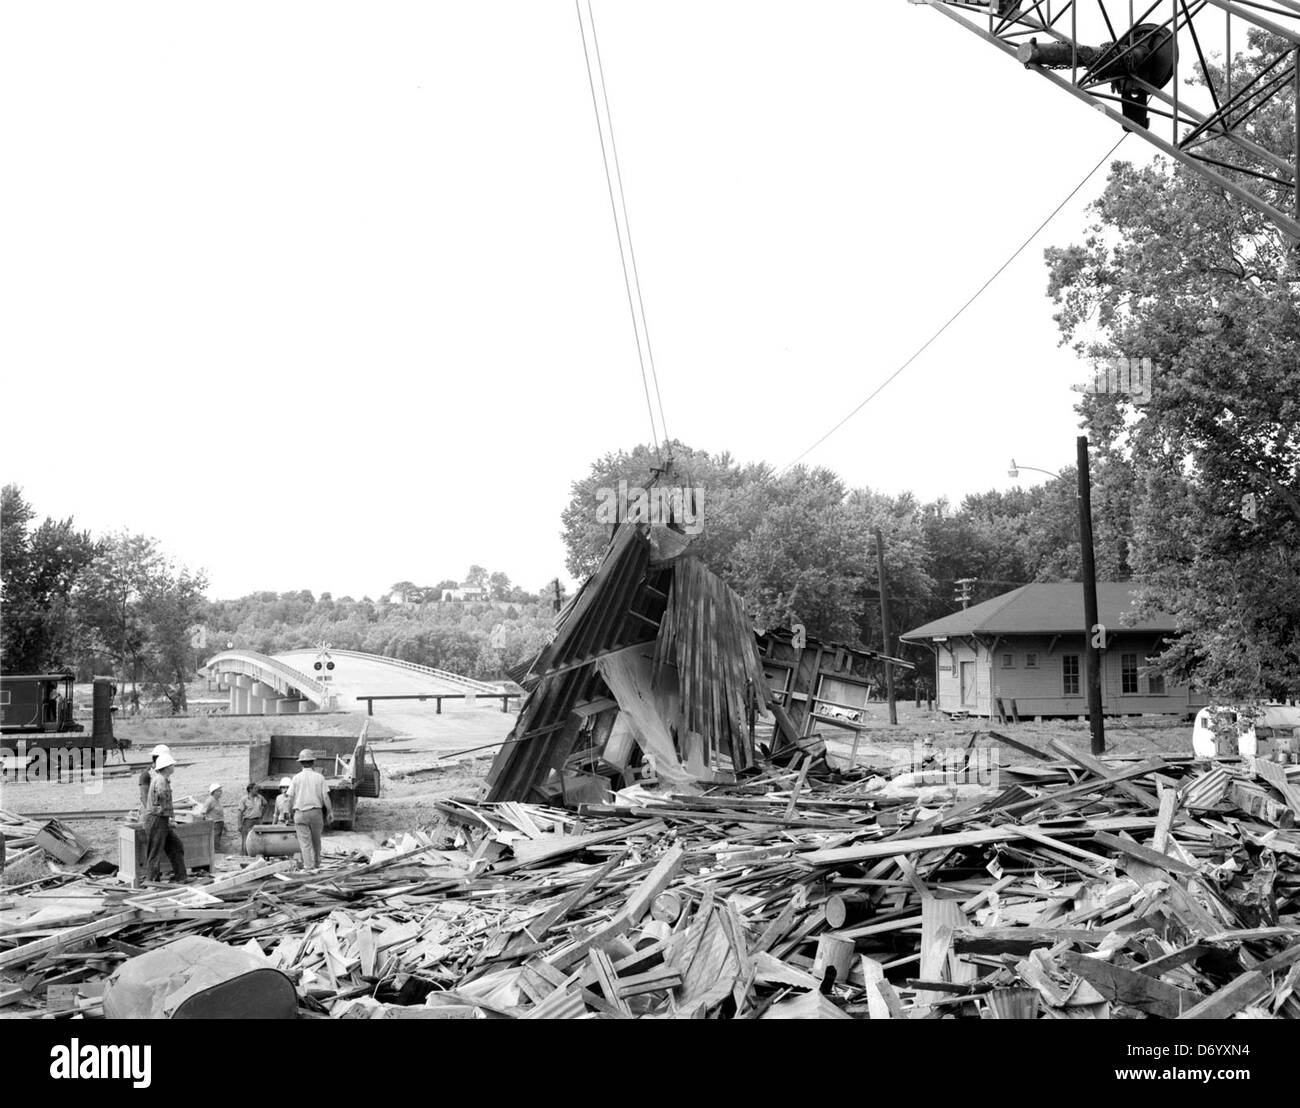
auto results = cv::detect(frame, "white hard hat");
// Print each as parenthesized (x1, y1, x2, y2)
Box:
(151, 745, 170, 757)
(208, 783, 222, 794)
(279, 777, 292, 788)
(154, 752, 176, 770)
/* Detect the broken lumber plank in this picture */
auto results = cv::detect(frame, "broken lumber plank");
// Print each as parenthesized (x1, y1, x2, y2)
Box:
(986, 730, 1054, 762)
(617, 844, 684, 927)
(1090, 830, 1198, 876)
(509, 850, 628, 953)
(801, 817, 1157, 866)
(0, 911, 140, 970)
(1057, 952, 1201, 1018)
(1047, 740, 1161, 810)
(861, 955, 907, 1019)
(587, 948, 633, 1016)
(488, 820, 667, 875)
(1178, 942, 1300, 1019)
(951, 927, 1110, 956)
(615, 965, 682, 998)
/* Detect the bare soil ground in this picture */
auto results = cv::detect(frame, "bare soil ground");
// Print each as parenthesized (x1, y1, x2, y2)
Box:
(0, 705, 516, 861)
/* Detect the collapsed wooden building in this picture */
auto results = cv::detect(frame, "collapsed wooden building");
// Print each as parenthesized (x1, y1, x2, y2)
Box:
(486, 522, 774, 803)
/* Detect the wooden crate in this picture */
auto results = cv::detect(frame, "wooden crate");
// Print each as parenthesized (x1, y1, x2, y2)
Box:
(118, 820, 215, 887)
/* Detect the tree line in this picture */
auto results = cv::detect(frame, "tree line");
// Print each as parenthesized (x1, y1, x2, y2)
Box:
(1, 487, 208, 712)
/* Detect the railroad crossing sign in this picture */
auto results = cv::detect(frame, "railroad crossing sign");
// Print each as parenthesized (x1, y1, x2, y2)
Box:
(313, 644, 335, 683)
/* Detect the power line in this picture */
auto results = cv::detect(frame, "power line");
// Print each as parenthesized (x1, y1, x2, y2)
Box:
(586, 0, 671, 456)
(780, 133, 1129, 472)
(574, 0, 663, 461)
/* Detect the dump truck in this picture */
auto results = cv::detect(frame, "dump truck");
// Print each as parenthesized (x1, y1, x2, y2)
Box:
(248, 728, 381, 831)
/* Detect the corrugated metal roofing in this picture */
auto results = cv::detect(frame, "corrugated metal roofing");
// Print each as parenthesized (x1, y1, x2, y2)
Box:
(900, 582, 1176, 640)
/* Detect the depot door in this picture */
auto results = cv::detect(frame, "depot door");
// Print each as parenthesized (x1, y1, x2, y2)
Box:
(960, 661, 976, 708)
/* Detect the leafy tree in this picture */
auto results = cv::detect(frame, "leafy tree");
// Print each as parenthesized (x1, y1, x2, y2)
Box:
(73, 531, 207, 706)
(464, 565, 488, 589)
(560, 441, 770, 578)
(0, 485, 97, 672)
(137, 565, 208, 712)
(1044, 35, 1300, 698)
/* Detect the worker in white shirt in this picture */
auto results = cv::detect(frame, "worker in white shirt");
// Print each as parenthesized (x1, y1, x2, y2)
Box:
(144, 752, 186, 882)
(193, 783, 225, 848)
(139, 745, 170, 816)
(288, 750, 332, 870)
(273, 778, 293, 824)
(236, 783, 264, 854)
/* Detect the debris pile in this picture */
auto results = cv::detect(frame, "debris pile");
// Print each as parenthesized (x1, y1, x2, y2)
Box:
(2, 742, 1299, 1018)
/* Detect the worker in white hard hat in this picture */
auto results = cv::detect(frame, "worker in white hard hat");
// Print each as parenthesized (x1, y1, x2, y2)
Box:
(273, 778, 293, 825)
(144, 751, 186, 882)
(236, 783, 265, 855)
(193, 783, 226, 848)
(138, 744, 171, 816)
(287, 749, 332, 870)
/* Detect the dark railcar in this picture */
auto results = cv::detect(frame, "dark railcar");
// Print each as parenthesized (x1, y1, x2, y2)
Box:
(0, 672, 122, 751)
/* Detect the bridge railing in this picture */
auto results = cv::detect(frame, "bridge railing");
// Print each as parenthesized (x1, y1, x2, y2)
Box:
(204, 651, 331, 704)
(324, 648, 498, 693)
(357, 692, 521, 715)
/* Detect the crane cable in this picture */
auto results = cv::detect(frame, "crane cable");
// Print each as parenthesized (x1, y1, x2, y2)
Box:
(575, 0, 671, 462)
(780, 132, 1129, 472)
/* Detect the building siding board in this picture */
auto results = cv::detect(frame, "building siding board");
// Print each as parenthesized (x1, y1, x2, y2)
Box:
(934, 631, 1194, 718)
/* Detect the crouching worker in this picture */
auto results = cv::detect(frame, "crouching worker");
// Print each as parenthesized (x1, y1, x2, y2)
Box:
(273, 778, 293, 824)
(236, 783, 264, 854)
(145, 752, 187, 882)
(194, 783, 226, 847)
(288, 749, 331, 870)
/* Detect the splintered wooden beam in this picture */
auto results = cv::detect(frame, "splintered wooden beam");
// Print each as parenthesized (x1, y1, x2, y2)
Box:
(1047, 739, 1162, 810)
(617, 844, 684, 928)
(1058, 952, 1201, 1018)
(1178, 942, 1300, 1020)
(1090, 831, 1198, 876)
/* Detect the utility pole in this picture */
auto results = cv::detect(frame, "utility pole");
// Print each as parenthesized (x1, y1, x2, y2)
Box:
(875, 527, 897, 725)
(953, 577, 976, 609)
(1077, 435, 1106, 755)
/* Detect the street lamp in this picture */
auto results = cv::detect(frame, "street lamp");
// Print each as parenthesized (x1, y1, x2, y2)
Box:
(1008, 458, 1062, 480)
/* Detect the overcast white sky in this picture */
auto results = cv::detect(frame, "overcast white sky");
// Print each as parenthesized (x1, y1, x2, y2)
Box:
(2, 2, 1176, 600)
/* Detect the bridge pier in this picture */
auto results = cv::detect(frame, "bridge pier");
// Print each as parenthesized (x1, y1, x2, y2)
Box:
(275, 698, 302, 715)
(229, 675, 252, 715)
(250, 681, 281, 715)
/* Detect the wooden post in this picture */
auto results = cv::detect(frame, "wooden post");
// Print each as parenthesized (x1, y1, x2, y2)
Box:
(875, 528, 897, 725)
(1077, 436, 1106, 754)
(813, 934, 855, 990)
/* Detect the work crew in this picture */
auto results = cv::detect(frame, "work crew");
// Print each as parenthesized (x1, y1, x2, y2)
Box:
(287, 749, 331, 870)
(144, 752, 187, 882)
(236, 783, 264, 854)
(193, 783, 225, 847)
(139, 745, 170, 816)
(273, 778, 293, 824)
